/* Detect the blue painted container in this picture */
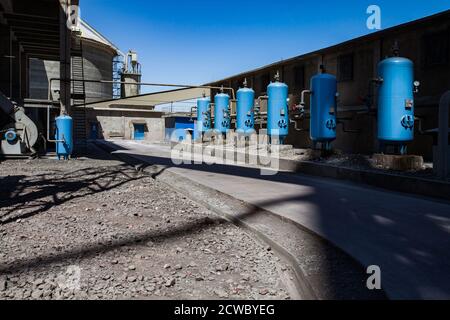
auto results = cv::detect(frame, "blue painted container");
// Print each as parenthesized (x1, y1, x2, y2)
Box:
(236, 87, 255, 135)
(214, 93, 230, 134)
(55, 115, 73, 160)
(310, 73, 337, 146)
(267, 81, 289, 142)
(196, 97, 211, 134)
(165, 117, 195, 142)
(377, 57, 415, 147)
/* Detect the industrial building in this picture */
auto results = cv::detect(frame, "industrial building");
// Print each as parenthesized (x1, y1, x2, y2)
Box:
(207, 10, 450, 161)
(0, 0, 117, 155)
(3, 1, 447, 163)
(1, 0, 450, 302)
(0, 0, 208, 154)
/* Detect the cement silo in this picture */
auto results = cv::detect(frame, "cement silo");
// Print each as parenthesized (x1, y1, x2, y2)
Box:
(28, 18, 119, 104)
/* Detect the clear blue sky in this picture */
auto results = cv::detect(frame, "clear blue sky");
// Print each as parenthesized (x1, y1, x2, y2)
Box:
(81, 0, 449, 91)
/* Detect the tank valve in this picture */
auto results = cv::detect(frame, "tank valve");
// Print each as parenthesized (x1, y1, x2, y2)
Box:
(414, 81, 420, 94)
(292, 104, 305, 118)
(371, 77, 384, 85)
(274, 71, 280, 82)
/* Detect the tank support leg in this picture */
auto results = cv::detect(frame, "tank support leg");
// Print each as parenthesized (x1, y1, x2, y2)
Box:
(379, 141, 385, 154)
(399, 145, 408, 155)
(323, 141, 332, 152)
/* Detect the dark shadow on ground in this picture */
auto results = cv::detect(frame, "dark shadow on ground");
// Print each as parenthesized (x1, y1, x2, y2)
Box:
(0, 164, 145, 225)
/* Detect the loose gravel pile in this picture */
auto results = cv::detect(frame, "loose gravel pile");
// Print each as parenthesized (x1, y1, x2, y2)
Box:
(0, 151, 291, 300)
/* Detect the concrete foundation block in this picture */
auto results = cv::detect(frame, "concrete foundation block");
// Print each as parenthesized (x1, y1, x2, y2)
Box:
(373, 154, 424, 171)
(268, 144, 295, 157)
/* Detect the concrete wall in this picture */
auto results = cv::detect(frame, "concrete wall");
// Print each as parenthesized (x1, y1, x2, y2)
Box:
(208, 12, 450, 160)
(86, 109, 165, 142)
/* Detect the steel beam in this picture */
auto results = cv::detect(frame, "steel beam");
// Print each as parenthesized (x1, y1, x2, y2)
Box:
(59, 0, 71, 116)
(437, 91, 450, 179)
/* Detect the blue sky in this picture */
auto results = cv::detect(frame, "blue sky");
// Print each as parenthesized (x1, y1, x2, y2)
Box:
(81, 0, 449, 91)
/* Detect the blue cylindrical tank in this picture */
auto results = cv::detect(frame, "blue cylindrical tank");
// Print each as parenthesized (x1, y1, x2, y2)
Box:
(236, 87, 255, 135)
(55, 115, 73, 160)
(378, 57, 415, 145)
(267, 81, 289, 141)
(214, 93, 230, 134)
(196, 97, 211, 133)
(310, 73, 337, 145)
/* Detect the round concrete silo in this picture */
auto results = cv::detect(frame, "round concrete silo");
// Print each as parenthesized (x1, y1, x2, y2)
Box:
(79, 20, 119, 103)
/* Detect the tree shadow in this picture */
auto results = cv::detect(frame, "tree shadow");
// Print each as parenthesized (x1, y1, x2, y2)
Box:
(0, 164, 146, 225)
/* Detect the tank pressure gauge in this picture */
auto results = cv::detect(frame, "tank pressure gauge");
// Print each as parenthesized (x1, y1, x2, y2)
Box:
(414, 81, 420, 93)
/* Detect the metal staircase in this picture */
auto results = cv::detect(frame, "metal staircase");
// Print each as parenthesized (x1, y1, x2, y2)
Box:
(71, 30, 87, 155)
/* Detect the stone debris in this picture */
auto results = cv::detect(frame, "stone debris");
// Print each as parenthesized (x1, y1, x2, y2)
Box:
(0, 148, 290, 300)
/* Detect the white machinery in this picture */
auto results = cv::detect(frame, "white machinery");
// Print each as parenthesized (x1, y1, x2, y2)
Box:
(0, 91, 39, 156)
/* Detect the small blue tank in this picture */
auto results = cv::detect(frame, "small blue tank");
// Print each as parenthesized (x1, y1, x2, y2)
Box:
(196, 96, 211, 133)
(310, 73, 337, 148)
(267, 80, 289, 143)
(214, 93, 230, 134)
(377, 57, 415, 152)
(55, 115, 73, 160)
(236, 85, 255, 135)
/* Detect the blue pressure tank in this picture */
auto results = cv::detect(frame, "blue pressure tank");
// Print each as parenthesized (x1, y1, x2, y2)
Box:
(377, 57, 415, 153)
(236, 85, 255, 135)
(310, 73, 337, 149)
(267, 79, 289, 143)
(196, 96, 211, 133)
(214, 93, 231, 134)
(55, 115, 73, 160)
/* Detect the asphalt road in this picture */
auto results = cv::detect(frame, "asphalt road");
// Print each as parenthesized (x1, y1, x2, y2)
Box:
(101, 140, 450, 299)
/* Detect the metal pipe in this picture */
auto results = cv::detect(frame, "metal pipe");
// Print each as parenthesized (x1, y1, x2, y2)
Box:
(190, 106, 197, 120)
(300, 90, 312, 107)
(46, 106, 65, 143)
(437, 91, 450, 179)
(289, 118, 309, 132)
(337, 121, 361, 133)
(255, 95, 268, 130)
(414, 116, 427, 135)
(48, 78, 236, 101)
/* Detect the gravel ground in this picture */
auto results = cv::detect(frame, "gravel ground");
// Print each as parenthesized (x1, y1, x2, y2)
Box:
(0, 149, 291, 300)
(312, 153, 439, 178)
(292, 150, 440, 180)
